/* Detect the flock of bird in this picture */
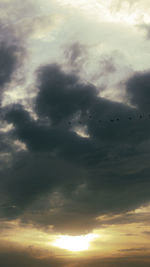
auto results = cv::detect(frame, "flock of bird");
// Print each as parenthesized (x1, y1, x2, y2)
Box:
(67, 113, 150, 126)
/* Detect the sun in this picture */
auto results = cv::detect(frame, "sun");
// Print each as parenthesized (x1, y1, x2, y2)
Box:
(53, 234, 97, 252)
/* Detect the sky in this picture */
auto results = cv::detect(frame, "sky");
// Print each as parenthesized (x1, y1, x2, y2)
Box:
(1, 0, 150, 266)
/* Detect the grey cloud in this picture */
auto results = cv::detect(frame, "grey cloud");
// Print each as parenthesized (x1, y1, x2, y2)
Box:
(77, 257, 150, 267)
(0, 0, 38, 45)
(95, 53, 117, 81)
(0, 150, 88, 222)
(64, 42, 88, 73)
(1, 243, 150, 267)
(0, 244, 66, 267)
(0, 35, 26, 170)
(0, 3, 32, 107)
(2, 63, 150, 233)
(138, 24, 150, 40)
(96, 210, 150, 227)
(119, 247, 149, 252)
(35, 63, 97, 124)
(126, 71, 150, 112)
(0, 43, 20, 90)
(143, 231, 150, 235)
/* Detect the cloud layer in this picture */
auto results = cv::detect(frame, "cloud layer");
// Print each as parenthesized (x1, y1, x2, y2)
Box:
(0, 0, 150, 242)
(0, 58, 150, 234)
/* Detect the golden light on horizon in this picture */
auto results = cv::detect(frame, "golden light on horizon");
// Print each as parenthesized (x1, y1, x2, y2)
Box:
(52, 234, 98, 252)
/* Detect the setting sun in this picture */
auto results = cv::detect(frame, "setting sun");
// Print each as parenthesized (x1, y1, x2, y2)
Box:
(53, 234, 98, 252)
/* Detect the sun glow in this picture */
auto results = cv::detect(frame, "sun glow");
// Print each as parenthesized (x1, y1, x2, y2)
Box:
(53, 234, 97, 252)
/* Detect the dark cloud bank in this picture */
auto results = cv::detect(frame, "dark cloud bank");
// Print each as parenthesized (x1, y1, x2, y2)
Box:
(0, 243, 150, 267)
(1, 27, 150, 236)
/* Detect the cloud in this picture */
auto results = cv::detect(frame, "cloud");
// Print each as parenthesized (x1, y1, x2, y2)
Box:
(0, 242, 150, 267)
(143, 231, 150, 235)
(0, 244, 66, 267)
(0, 32, 25, 103)
(0, 43, 22, 92)
(35, 63, 97, 124)
(0, 24, 26, 164)
(137, 24, 150, 40)
(119, 247, 150, 252)
(0, 62, 150, 234)
(126, 71, 150, 112)
(0, 1, 39, 107)
(96, 208, 150, 227)
(63, 42, 88, 73)
(74, 256, 150, 267)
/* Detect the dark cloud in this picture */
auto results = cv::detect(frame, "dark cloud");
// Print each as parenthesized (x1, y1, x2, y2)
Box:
(0, 28, 25, 105)
(74, 256, 150, 267)
(119, 247, 150, 252)
(0, 0, 49, 105)
(0, 152, 87, 219)
(1, 63, 150, 233)
(35, 63, 97, 124)
(0, 43, 24, 99)
(0, 3, 29, 106)
(143, 231, 150, 235)
(126, 71, 150, 112)
(0, 23, 26, 170)
(0, 243, 150, 267)
(0, 44, 17, 87)
(0, 244, 66, 267)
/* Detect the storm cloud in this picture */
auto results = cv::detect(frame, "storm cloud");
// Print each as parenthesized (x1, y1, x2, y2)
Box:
(0, 62, 150, 233)
(126, 71, 150, 112)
